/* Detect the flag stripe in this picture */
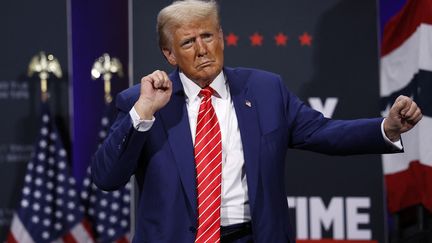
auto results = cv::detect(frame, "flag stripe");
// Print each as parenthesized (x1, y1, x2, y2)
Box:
(8, 215, 35, 243)
(67, 220, 95, 243)
(62, 232, 78, 243)
(381, 0, 432, 56)
(386, 161, 432, 213)
(116, 236, 130, 243)
(380, 24, 432, 96)
(6, 233, 18, 243)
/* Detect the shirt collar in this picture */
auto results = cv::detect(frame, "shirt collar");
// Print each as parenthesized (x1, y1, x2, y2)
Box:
(179, 71, 228, 101)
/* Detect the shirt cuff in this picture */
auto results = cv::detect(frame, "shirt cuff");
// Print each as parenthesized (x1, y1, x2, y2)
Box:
(381, 119, 403, 150)
(129, 107, 155, 132)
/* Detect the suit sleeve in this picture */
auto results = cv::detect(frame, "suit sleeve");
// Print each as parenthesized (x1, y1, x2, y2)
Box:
(278, 78, 399, 155)
(91, 90, 148, 191)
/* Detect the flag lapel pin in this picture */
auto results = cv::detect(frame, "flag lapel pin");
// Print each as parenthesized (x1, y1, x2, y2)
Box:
(245, 100, 252, 107)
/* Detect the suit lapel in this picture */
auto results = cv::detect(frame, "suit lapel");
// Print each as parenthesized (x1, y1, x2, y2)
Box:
(225, 67, 261, 214)
(158, 68, 262, 219)
(159, 71, 197, 218)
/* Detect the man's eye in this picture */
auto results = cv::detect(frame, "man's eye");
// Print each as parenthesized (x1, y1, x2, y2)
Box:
(203, 34, 213, 41)
(181, 40, 193, 48)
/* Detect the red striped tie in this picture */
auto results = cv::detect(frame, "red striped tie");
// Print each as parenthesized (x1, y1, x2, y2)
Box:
(194, 87, 222, 243)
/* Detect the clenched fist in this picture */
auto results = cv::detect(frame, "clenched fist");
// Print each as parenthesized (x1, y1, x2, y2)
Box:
(133, 70, 173, 120)
(384, 95, 422, 142)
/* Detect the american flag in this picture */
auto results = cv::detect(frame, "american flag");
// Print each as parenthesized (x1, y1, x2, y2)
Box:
(380, 0, 432, 213)
(80, 104, 131, 242)
(7, 103, 93, 243)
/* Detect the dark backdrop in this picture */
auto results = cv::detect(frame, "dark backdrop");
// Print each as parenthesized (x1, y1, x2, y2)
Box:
(132, 0, 385, 241)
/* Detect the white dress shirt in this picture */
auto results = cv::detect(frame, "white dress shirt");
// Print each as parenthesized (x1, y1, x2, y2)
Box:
(130, 71, 251, 226)
(129, 70, 402, 226)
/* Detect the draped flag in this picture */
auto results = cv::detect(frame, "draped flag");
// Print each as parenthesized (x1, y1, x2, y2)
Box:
(7, 103, 93, 243)
(80, 105, 131, 242)
(379, 0, 432, 213)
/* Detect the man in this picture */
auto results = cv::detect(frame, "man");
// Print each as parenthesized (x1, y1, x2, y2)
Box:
(92, 0, 422, 242)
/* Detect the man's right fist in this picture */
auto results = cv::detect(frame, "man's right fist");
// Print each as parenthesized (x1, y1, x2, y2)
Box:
(133, 70, 173, 120)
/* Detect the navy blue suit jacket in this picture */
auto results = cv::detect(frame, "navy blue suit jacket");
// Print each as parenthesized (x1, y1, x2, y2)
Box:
(92, 67, 393, 242)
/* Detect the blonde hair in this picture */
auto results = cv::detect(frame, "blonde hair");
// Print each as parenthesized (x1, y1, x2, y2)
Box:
(157, 0, 220, 49)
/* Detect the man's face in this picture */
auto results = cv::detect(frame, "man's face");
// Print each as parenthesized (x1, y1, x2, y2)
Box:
(163, 18, 224, 87)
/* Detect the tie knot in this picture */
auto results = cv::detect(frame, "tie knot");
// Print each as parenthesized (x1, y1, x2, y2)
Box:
(199, 87, 214, 99)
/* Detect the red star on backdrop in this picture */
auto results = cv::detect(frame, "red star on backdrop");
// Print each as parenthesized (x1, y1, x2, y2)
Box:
(299, 32, 312, 46)
(225, 32, 239, 46)
(274, 32, 288, 46)
(249, 32, 263, 46)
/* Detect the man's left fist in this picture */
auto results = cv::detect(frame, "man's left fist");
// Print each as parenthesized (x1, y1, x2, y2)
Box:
(384, 95, 422, 142)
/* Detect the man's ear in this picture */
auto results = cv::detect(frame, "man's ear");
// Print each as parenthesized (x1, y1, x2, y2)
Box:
(162, 48, 177, 66)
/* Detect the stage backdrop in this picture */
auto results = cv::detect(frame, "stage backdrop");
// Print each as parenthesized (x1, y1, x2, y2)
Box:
(0, 0, 70, 240)
(70, 0, 129, 185)
(132, 0, 385, 242)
